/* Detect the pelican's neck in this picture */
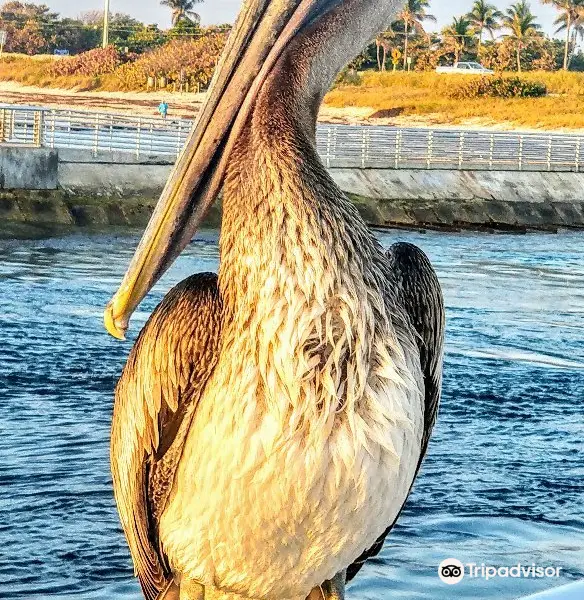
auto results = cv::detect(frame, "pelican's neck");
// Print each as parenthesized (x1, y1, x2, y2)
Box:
(217, 0, 401, 318)
(215, 72, 408, 440)
(219, 93, 347, 319)
(217, 92, 392, 432)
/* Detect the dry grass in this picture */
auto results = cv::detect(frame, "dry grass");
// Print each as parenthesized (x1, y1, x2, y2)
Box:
(0, 55, 103, 91)
(1, 52, 59, 61)
(325, 71, 584, 130)
(2, 55, 584, 130)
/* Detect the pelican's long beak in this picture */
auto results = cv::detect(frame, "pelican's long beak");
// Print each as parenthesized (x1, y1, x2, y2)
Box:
(104, 0, 338, 339)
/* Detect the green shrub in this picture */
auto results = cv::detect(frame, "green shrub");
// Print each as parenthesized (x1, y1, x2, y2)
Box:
(450, 76, 547, 99)
(335, 67, 362, 86)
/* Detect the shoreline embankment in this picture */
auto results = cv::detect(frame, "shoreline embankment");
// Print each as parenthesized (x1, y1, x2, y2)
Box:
(2, 146, 584, 231)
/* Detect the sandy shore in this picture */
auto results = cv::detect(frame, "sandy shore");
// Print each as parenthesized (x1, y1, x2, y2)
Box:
(0, 81, 206, 118)
(1, 80, 582, 132)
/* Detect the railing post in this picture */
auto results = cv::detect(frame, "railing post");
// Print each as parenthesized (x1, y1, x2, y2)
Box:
(93, 113, 100, 155)
(68, 110, 72, 144)
(458, 131, 465, 169)
(366, 128, 371, 167)
(489, 134, 494, 170)
(546, 136, 552, 172)
(518, 135, 523, 171)
(136, 118, 142, 158)
(50, 110, 56, 148)
(325, 126, 331, 169)
(33, 110, 44, 147)
(361, 127, 369, 168)
(576, 138, 581, 173)
(0, 108, 5, 142)
(394, 129, 402, 169)
(426, 130, 433, 169)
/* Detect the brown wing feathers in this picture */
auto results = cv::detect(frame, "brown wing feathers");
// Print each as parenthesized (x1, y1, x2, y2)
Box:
(110, 273, 222, 599)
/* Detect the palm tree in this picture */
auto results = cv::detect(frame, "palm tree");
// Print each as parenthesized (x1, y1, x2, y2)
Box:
(160, 0, 203, 26)
(443, 16, 475, 63)
(398, 0, 436, 69)
(503, 0, 542, 72)
(376, 30, 396, 71)
(467, 0, 503, 54)
(542, 0, 584, 69)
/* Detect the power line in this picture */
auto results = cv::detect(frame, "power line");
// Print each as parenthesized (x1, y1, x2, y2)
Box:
(0, 16, 225, 34)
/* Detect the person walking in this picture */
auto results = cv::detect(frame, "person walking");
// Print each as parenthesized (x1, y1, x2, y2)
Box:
(158, 100, 169, 120)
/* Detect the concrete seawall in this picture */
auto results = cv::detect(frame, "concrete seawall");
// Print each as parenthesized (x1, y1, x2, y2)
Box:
(0, 146, 58, 190)
(2, 147, 584, 230)
(336, 169, 584, 229)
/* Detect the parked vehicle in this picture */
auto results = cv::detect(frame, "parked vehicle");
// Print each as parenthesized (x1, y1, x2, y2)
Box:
(436, 61, 494, 75)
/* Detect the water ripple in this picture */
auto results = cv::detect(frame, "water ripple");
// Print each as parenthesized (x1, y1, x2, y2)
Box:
(1, 228, 583, 599)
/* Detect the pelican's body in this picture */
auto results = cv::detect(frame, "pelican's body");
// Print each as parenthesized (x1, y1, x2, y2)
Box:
(157, 137, 424, 599)
(106, 1, 445, 599)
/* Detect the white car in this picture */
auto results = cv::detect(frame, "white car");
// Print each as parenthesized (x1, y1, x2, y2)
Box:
(436, 61, 494, 75)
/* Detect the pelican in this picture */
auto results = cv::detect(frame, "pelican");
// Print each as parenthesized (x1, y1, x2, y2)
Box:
(104, 0, 445, 599)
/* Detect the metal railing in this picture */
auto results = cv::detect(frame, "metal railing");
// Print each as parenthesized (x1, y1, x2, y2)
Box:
(316, 125, 584, 172)
(2, 104, 584, 172)
(0, 105, 191, 158)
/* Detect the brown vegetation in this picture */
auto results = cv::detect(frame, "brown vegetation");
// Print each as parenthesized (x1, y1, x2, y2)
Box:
(0, 34, 226, 93)
(2, 52, 584, 130)
(323, 71, 584, 130)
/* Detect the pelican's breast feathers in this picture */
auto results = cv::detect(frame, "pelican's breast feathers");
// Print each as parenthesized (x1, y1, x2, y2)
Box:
(159, 241, 425, 600)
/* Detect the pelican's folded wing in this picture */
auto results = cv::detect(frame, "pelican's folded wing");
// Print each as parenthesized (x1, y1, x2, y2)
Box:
(110, 273, 222, 600)
(347, 243, 445, 582)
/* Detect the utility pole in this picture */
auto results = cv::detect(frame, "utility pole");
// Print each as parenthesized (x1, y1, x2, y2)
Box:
(102, 0, 110, 48)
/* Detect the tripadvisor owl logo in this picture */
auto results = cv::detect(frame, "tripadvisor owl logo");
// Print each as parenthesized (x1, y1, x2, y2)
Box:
(437, 559, 562, 583)
(438, 558, 465, 584)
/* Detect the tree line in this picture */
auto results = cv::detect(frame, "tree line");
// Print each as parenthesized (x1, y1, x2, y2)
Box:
(0, 1, 214, 55)
(370, 0, 584, 73)
(1, 0, 584, 73)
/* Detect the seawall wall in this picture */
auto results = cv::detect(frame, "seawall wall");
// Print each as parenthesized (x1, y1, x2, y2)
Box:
(2, 147, 584, 230)
(0, 146, 58, 190)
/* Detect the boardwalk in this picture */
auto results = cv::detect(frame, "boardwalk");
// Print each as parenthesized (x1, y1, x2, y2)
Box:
(2, 104, 584, 172)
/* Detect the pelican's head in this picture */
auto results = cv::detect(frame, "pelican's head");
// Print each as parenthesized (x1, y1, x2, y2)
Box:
(105, 0, 399, 339)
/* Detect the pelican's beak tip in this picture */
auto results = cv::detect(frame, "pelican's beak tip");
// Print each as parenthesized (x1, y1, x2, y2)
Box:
(104, 302, 127, 341)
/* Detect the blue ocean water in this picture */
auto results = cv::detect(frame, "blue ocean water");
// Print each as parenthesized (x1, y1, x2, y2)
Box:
(0, 228, 582, 599)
